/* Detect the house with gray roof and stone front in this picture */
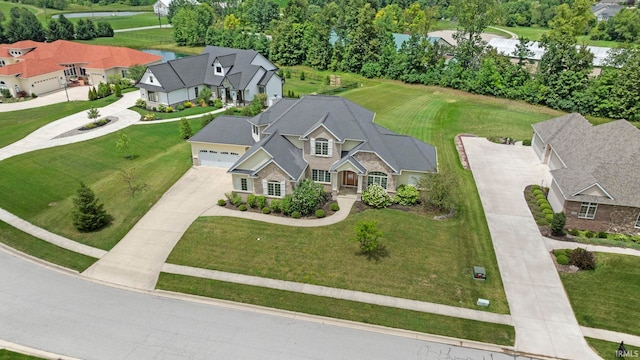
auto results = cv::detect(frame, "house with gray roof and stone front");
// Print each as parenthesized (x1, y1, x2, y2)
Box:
(136, 46, 282, 109)
(189, 95, 438, 198)
(532, 113, 640, 234)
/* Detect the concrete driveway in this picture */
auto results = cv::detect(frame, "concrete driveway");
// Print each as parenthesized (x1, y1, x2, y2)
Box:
(462, 137, 600, 360)
(83, 166, 231, 289)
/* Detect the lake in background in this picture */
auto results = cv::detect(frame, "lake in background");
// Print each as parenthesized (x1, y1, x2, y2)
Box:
(142, 49, 189, 63)
(52, 12, 145, 19)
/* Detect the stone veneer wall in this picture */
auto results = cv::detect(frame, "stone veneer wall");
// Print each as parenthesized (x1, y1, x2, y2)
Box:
(254, 162, 292, 196)
(565, 201, 640, 234)
(354, 152, 396, 192)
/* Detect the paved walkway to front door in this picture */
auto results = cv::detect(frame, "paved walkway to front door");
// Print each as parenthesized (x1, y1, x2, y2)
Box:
(462, 137, 600, 360)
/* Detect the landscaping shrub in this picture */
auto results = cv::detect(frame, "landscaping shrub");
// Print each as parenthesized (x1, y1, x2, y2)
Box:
(531, 185, 541, 191)
(544, 214, 554, 223)
(362, 184, 392, 208)
(232, 195, 242, 206)
(179, 118, 193, 139)
(300, 71, 306, 80)
(0, 88, 12, 98)
(568, 228, 580, 236)
(550, 212, 566, 236)
(224, 107, 236, 115)
(569, 248, 596, 270)
(585, 230, 595, 238)
(533, 189, 544, 197)
(352, 220, 388, 262)
(262, 207, 271, 214)
(330, 202, 340, 211)
(239, 204, 247, 211)
(247, 194, 257, 208)
(214, 98, 223, 109)
(217, 199, 226, 206)
(597, 231, 607, 239)
(143, 113, 157, 121)
(256, 195, 267, 209)
(184, 101, 194, 108)
(270, 199, 281, 213)
(167, 106, 174, 113)
(176, 104, 185, 111)
(280, 195, 293, 215)
(135, 99, 147, 108)
(290, 179, 328, 216)
(556, 254, 569, 265)
(394, 185, 419, 206)
(522, 139, 532, 146)
(158, 104, 167, 112)
(553, 249, 567, 257)
(542, 208, 553, 216)
(539, 203, 551, 211)
(536, 198, 548, 206)
(315, 209, 326, 218)
(291, 211, 301, 219)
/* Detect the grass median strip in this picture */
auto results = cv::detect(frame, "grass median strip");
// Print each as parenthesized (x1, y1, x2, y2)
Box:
(0, 220, 96, 272)
(157, 272, 515, 346)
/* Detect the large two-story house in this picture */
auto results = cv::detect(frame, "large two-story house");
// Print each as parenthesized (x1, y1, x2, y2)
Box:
(136, 46, 282, 109)
(189, 95, 438, 198)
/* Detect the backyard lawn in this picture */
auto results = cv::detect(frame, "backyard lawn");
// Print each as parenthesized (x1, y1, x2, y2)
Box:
(66, 12, 167, 30)
(77, 28, 201, 55)
(560, 252, 640, 336)
(0, 119, 201, 250)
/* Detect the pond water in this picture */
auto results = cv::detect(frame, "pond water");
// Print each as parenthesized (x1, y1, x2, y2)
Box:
(142, 49, 190, 63)
(52, 11, 145, 19)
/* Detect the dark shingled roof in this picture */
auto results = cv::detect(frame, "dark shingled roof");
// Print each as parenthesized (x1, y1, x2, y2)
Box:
(534, 114, 640, 207)
(189, 115, 255, 146)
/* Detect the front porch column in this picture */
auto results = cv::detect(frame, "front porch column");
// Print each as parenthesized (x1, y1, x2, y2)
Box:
(357, 175, 363, 194)
(332, 173, 338, 192)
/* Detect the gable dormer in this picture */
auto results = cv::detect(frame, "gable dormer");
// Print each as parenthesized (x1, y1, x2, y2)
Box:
(212, 59, 224, 76)
(573, 183, 613, 200)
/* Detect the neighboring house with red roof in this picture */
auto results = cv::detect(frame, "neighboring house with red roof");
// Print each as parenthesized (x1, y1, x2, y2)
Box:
(0, 40, 162, 97)
(532, 114, 640, 234)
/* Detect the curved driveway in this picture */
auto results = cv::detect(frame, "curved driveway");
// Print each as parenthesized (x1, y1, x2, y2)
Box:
(462, 137, 600, 360)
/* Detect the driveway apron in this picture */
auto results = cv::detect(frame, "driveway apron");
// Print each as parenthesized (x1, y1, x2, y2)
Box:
(83, 166, 231, 289)
(462, 137, 600, 360)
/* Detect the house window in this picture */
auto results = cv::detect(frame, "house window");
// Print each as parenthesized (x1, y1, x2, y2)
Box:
(121, 69, 128, 78)
(215, 66, 222, 74)
(149, 76, 154, 83)
(267, 181, 282, 197)
(0, 60, 5, 67)
(252, 125, 259, 135)
(258, 86, 265, 94)
(578, 202, 598, 219)
(312, 169, 331, 183)
(148, 91, 158, 102)
(194, 87, 199, 98)
(241, 178, 248, 191)
(314, 138, 329, 156)
(635, 212, 640, 228)
(367, 171, 388, 189)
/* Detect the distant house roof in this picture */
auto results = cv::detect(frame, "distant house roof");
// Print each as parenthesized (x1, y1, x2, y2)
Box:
(533, 114, 640, 207)
(329, 31, 451, 50)
(591, 2, 623, 21)
(487, 38, 613, 67)
(189, 115, 255, 146)
(0, 40, 161, 78)
(138, 46, 276, 93)
(230, 95, 437, 177)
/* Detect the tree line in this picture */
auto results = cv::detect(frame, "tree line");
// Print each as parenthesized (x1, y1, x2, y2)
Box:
(0, 9, 114, 43)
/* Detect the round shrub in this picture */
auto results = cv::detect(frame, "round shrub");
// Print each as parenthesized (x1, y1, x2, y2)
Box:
(569, 248, 596, 270)
(290, 179, 328, 216)
(536, 198, 548, 206)
(394, 185, 419, 206)
(256, 195, 267, 210)
(232, 196, 242, 206)
(544, 214, 554, 223)
(238, 204, 247, 211)
(597, 231, 607, 239)
(217, 199, 226, 206)
(542, 208, 553, 215)
(531, 185, 541, 191)
(315, 209, 326, 218)
(585, 230, 595, 238)
(539, 203, 551, 211)
(270, 199, 281, 213)
(362, 184, 392, 208)
(291, 211, 301, 219)
(262, 207, 271, 214)
(553, 249, 566, 257)
(532, 189, 543, 197)
(247, 194, 257, 208)
(330, 202, 340, 211)
(568, 228, 579, 236)
(556, 254, 569, 265)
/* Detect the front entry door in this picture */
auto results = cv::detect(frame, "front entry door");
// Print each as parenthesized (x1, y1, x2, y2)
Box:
(343, 171, 357, 186)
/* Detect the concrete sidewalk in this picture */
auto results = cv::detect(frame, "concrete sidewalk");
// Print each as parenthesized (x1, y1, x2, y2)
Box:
(544, 237, 640, 257)
(163, 263, 513, 325)
(462, 137, 601, 360)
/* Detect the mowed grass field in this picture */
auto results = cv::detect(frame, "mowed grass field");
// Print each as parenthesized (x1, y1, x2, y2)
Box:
(0, 119, 201, 250)
(65, 12, 168, 30)
(561, 252, 640, 336)
(78, 28, 202, 55)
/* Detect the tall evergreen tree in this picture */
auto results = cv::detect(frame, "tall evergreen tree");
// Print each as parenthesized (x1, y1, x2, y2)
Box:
(5, 7, 46, 42)
(57, 14, 75, 40)
(72, 182, 111, 232)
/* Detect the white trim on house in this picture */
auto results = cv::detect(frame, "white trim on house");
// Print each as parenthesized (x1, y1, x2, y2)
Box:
(571, 183, 614, 200)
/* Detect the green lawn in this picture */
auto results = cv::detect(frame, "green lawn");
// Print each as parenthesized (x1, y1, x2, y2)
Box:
(0, 119, 201, 250)
(587, 338, 640, 360)
(66, 12, 168, 30)
(157, 273, 516, 346)
(77, 28, 201, 55)
(0, 93, 123, 148)
(0, 220, 96, 272)
(492, 26, 549, 41)
(560, 252, 640, 336)
(0, 349, 43, 360)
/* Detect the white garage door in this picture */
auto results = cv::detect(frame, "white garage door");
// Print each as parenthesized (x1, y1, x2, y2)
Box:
(199, 149, 240, 167)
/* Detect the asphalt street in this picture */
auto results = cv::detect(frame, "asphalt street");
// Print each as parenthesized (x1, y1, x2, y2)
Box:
(0, 250, 540, 360)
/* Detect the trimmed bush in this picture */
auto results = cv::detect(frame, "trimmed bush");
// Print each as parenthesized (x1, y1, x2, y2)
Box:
(539, 203, 551, 211)
(536, 198, 548, 206)
(394, 185, 419, 206)
(291, 211, 301, 219)
(568, 228, 580, 236)
(522, 139, 532, 146)
(290, 179, 328, 216)
(176, 104, 185, 111)
(553, 249, 567, 257)
(239, 204, 247, 211)
(531, 185, 541, 191)
(270, 199, 281, 213)
(585, 230, 595, 238)
(214, 98, 223, 109)
(550, 212, 566, 236)
(362, 184, 392, 208)
(556, 254, 569, 265)
(232, 196, 242, 206)
(247, 194, 257, 208)
(532, 189, 544, 197)
(569, 248, 596, 270)
(256, 195, 267, 209)
(166, 106, 174, 113)
(184, 101, 194, 108)
(330, 202, 340, 211)
(315, 209, 326, 218)
(217, 199, 226, 206)
(142, 113, 157, 121)
(135, 98, 146, 108)
(280, 195, 292, 215)
(542, 208, 553, 215)
(597, 231, 607, 239)
(262, 207, 271, 214)
(544, 214, 554, 223)
(158, 104, 167, 112)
